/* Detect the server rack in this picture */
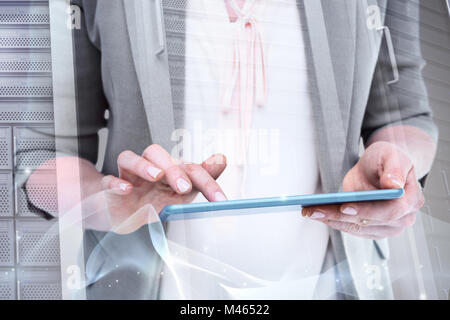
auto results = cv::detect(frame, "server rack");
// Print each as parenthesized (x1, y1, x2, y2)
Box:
(0, 0, 61, 300)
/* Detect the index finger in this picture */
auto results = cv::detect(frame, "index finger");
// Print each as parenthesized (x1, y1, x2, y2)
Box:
(181, 162, 227, 202)
(142, 144, 193, 194)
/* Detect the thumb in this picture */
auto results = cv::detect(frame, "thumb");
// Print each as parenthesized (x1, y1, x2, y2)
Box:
(379, 150, 412, 189)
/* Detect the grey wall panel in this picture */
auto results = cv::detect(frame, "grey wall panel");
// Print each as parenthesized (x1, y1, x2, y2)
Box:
(0, 0, 61, 300)
(430, 100, 450, 122)
(0, 268, 15, 300)
(18, 268, 61, 300)
(15, 171, 57, 217)
(0, 4, 49, 26)
(0, 52, 52, 74)
(16, 220, 60, 267)
(1, 0, 47, 2)
(420, 0, 450, 301)
(0, 173, 13, 217)
(434, 120, 450, 144)
(426, 83, 450, 105)
(422, 63, 450, 86)
(435, 139, 450, 161)
(0, 126, 11, 169)
(410, 0, 447, 13)
(0, 102, 54, 123)
(13, 126, 56, 170)
(0, 28, 51, 50)
(0, 220, 14, 267)
(0, 76, 52, 99)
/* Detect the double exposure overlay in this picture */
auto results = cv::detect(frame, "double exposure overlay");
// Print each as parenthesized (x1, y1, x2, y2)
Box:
(0, 0, 449, 301)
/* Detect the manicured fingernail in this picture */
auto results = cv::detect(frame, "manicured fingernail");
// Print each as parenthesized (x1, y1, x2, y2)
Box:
(119, 183, 131, 192)
(310, 211, 326, 219)
(342, 206, 358, 215)
(214, 192, 227, 202)
(147, 167, 162, 179)
(387, 174, 403, 188)
(176, 178, 191, 193)
(391, 179, 403, 188)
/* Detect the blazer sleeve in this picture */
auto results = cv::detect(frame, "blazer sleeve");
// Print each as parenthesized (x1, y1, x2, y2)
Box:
(361, 0, 438, 144)
(72, 0, 108, 164)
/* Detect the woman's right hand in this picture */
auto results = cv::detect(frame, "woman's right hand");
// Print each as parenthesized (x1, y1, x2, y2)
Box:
(96, 144, 227, 234)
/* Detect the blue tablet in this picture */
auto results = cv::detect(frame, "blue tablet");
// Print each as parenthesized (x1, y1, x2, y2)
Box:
(159, 188, 404, 222)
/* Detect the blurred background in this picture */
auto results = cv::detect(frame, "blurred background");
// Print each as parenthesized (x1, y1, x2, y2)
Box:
(387, 0, 450, 300)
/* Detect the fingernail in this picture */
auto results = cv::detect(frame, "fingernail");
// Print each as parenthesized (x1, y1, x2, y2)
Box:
(342, 206, 358, 215)
(214, 192, 227, 202)
(387, 174, 403, 188)
(176, 178, 191, 193)
(147, 167, 162, 179)
(391, 179, 403, 188)
(119, 183, 131, 192)
(310, 211, 326, 219)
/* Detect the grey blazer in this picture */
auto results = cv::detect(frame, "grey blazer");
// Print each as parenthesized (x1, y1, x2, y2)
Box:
(70, 0, 437, 299)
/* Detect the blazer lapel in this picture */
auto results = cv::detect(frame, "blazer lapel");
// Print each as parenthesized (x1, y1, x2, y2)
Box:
(329, 0, 357, 134)
(302, 0, 360, 299)
(302, 0, 349, 192)
(123, 0, 176, 151)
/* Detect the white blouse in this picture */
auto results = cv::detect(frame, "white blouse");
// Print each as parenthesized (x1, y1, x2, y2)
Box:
(160, 0, 331, 299)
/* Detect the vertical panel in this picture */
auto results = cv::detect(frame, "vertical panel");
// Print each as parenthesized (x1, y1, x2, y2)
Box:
(49, 0, 87, 300)
(0, 127, 11, 169)
(15, 171, 57, 217)
(0, 0, 62, 300)
(0, 220, 14, 267)
(0, 268, 16, 300)
(16, 220, 60, 267)
(0, 173, 13, 217)
(13, 126, 56, 170)
(420, 0, 450, 301)
(18, 268, 62, 300)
